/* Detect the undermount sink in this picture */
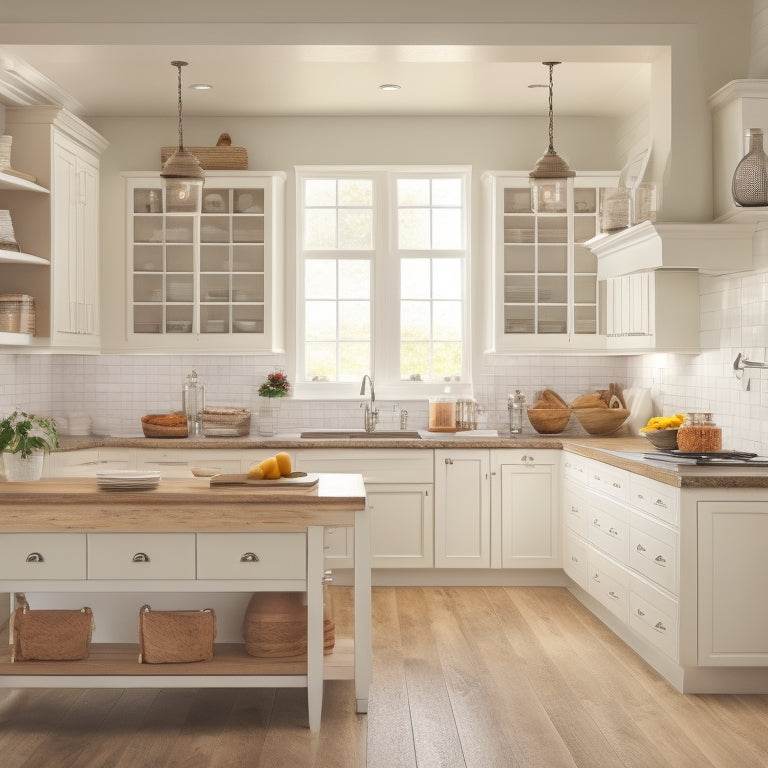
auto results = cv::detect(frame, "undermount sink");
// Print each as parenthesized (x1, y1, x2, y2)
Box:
(299, 429, 422, 439)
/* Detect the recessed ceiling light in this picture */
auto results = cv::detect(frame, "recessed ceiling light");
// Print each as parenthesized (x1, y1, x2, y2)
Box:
(189, 83, 212, 91)
(379, 83, 401, 91)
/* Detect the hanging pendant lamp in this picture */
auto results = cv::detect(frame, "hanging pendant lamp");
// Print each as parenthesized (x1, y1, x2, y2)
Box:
(160, 60, 204, 213)
(529, 61, 574, 212)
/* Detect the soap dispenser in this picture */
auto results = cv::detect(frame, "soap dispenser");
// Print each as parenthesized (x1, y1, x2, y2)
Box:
(182, 370, 205, 438)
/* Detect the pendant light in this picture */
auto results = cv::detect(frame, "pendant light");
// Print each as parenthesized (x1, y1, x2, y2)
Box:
(160, 60, 204, 213)
(529, 61, 574, 213)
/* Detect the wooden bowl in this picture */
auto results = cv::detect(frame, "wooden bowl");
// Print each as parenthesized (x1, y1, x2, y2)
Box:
(573, 407, 630, 436)
(527, 408, 572, 434)
(642, 428, 679, 450)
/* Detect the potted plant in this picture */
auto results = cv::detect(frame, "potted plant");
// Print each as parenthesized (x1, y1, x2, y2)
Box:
(257, 371, 290, 436)
(0, 409, 59, 481)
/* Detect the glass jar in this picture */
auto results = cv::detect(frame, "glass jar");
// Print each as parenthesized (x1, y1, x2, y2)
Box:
(182, 370, 205, 438)
(428, 396, 457, 432)
(677, 412, 722, 453)
(508, 390, 526, 435)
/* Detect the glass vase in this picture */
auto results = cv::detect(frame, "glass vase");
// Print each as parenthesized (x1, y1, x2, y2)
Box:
(258, 398, 282, 437)
(732, 128, 768, 207)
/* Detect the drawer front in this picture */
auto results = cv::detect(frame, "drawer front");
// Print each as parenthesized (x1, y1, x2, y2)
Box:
(134, 450, 243, 478)
(197, 533, 306, 580)
(587, 495, 629, 564)
(296, 448, 433, 484)
(629, 578, 679, 660)
(493, 449, 559, 467)
(563, 480, 589, 537)
(588, 550, 630, 623)
(0, 533, 86, 580)
(562, 454, 589, 485)
(563, 532, 588, 589)
(587, 461, 630, 502)
(88, 533, 196, 579)
(630, 475, 679, 526)
(629, 520, 677, 595)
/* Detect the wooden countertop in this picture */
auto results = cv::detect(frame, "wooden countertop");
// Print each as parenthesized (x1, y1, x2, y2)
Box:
(0, 474, 365, 532)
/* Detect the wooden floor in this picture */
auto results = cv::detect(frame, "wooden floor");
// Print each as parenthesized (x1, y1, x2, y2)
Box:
(2, 586, 768, 767)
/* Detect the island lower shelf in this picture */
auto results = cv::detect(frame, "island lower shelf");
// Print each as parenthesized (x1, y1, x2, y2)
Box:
(0, 638, 354, 682)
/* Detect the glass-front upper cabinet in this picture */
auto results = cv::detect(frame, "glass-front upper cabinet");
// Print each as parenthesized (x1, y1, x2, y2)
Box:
(125, 171, 285, 351)
(482, 171, 618, 352)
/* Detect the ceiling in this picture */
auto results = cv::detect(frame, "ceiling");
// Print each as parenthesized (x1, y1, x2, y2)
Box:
(0, 44, 652, 119)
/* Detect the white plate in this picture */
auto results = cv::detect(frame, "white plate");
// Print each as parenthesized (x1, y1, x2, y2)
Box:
(97, 470, 161, 480)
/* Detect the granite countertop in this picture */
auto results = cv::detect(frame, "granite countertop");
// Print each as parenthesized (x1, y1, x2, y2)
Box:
(53, 432, 768, 489)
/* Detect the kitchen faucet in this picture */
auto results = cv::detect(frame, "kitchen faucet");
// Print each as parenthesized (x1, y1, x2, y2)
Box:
(360, 374, 379, 432)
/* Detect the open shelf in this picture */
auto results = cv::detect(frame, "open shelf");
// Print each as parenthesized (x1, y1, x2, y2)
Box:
(0, 170, 49, 194)
(0, 250, 49, 266)
(0, 637, 354, 682)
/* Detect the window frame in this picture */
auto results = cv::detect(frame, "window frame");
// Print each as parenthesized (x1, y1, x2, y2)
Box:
(295, 165, 472, 401)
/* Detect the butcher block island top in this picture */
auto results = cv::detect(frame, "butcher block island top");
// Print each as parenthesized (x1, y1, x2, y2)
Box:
(0, 473, 366, 532)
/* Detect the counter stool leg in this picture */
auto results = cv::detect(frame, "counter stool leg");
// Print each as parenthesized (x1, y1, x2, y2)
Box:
(307, 525, 324, 731)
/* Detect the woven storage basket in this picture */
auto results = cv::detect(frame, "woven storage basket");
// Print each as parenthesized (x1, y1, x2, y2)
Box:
(141, 414, 189, 438)
(202, 406, 251, 436)
(138, 605, 216, 663)
(161, 145, 248, 170)
(0, 294, 35, 334)
(11, 600, 93, 662)
(242, 591, 335, 658)
(0, 209, 19, 252)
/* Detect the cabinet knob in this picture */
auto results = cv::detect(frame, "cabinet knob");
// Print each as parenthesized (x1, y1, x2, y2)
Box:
(132, 552, 150, 563)
(25, 552, 44, 563)
(240, 552, 260, 563)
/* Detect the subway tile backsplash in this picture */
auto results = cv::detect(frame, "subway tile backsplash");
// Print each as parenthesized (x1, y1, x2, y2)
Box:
(2, 261, 768, 453)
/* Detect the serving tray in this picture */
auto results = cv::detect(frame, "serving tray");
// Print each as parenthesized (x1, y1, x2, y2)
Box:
(210, 472, 319, 488)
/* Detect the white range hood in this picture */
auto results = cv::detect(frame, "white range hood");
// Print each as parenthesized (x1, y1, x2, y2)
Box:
(586, 220, 757, 279)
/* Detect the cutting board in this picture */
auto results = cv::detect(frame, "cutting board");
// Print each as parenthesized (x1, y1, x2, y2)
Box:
(210, 472, 320, 488)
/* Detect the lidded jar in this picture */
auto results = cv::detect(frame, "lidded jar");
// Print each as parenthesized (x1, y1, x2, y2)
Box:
(428, 396, 457, 431)
(732, 128, 768, 207)
(677, 412, 722, 453)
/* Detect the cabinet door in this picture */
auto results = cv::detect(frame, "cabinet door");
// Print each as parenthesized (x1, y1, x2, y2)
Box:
(491, 451, 560, 568)
(368, 484, 433, 568)
(434, 449, 490, 568)
(698, 501, 768, 665)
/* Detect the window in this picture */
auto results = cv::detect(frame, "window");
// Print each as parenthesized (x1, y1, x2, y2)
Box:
(296, 167, 470, 397)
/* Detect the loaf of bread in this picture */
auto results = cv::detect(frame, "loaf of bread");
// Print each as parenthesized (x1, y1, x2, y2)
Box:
(571, 382, 627, 410)
(142, 412, 186, 427)
(570, 393, 607, 409)
(531, 388, 569, 409)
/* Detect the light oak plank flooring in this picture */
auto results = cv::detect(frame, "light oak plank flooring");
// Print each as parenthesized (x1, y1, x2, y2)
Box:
(1, 586, 768, 767)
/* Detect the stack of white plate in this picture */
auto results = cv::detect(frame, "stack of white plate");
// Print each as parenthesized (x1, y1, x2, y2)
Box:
(96, 470, 161, 491)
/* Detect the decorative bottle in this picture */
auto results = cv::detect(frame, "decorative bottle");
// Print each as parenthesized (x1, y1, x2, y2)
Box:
(508, 390, 526, 435)
(182, 370, 205, 438)
(732, 128, 768, 207)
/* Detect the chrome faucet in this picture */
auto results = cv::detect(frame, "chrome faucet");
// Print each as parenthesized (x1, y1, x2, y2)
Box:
(360, 374, 379, 432)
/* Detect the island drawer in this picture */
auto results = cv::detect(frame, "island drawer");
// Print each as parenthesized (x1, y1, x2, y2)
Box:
(197, 533, 306, 580)
(0, 533, 87, 580)
(87, 533, 196, 579)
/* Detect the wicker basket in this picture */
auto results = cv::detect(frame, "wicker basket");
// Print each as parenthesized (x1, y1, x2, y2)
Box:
(141, 414, 189, 438)
(160, 145, 248, 171)
(0, 294, 35, 334)
(138, 605, 216, 664)
(573, 407, 630, 436)
(202, 406, 251, 436)
(242, 591, 335, 658)
(11, 600, 93, 662)
(527, 408, 572, 434)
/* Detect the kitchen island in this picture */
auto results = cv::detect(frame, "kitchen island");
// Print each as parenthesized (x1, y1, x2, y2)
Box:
(0, 473, 370, 731)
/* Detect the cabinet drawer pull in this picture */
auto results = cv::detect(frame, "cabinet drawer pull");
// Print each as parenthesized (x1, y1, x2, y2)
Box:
(653, 498, 668, 509)
(608, 527, 618, 537)
(592, 518, 601, 528)
(593, 474, 601, 481)
(132, 552, 150, 563)
(608, 591, 619, 600)
(444, 458, 454, 465)
(240, 552, 260, 563)
(653, 621, 667, 633)
(25, 552, 44, 563)
(654, 555, 667, 566)
(636, 608, 645, 617)
(571, 555, 579, 563)
(592, 572, 600, 582)
(571, 506, 579, 514)
(612, 482, 622, 489)
(636, 493, 645, 501)
(636, 543, 647, 553)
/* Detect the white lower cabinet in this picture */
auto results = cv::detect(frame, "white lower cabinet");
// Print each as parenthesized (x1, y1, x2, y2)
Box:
(434, 448, 560, 570)
(135, 448, 244, 477)
(88, 533, 196, 580)
(697, 500, 768, 665)
(295, 449, 434, 569)
(434, 449, 490, 568)
(45, 447, 132, 477)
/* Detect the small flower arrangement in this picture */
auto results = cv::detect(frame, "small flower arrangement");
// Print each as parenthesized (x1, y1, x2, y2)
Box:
(640, 414, 685, 432)
(0, 409, 59, 458)
(258, 371, 291, 399)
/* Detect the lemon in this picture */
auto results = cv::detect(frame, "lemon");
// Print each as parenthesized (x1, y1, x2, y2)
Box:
(246, 465, 264, 480)
(258, 456, 282, 479)
(275, 452, 292, 477)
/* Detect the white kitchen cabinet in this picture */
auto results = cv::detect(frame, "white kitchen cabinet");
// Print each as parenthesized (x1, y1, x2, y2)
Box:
(600, 270, 700, 352)
(295, 448, 434, 569)
(482, 171, 617, 352)
(45, 447, 132, 477)
(134, 448, 244, 477)
(490, 449, 560, 568)
(124, 172, 285, 352)
(434, 449, 490, 568)
(0, 106, 108, 349)
(697, 501, 768, 666)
